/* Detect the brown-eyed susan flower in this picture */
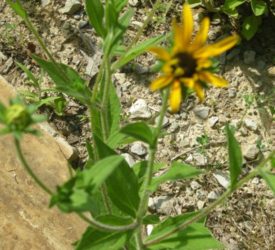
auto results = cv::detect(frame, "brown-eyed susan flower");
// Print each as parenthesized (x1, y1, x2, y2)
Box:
(149, 3, 239, 112)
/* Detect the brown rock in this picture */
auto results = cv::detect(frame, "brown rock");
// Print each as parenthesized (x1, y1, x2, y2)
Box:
(0, 75, 86, 249)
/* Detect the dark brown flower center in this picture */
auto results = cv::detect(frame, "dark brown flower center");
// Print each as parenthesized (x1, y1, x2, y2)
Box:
(173, 52, 197, 77)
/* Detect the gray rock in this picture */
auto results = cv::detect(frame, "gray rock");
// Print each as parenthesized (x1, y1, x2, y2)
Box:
(129, 0, 139, 6)
(244, 145, 260, 160)
(190, 180, 201, 191)
(244, 118, 258, 131)
(208, 116, 219, 128)
(193, 106, 210, 120)
(129, 99, 152, 119)
(122, 153, 135, 167)
(149, 196, 175, 214)
(228, 88, 237, 98)
(243, 50, 256, 64)
(193, 152, 207, 166)
(155, 115, 169, 128)
(60, 0, 82, 15)
(130, 142, 147, 156)
(207, 191, 219, 200)
(213, 171, 230, 189)
(197, 200, 205, 210)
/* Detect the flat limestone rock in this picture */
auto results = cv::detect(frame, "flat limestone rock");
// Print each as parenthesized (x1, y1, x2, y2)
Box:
(0, 75, 87, 249)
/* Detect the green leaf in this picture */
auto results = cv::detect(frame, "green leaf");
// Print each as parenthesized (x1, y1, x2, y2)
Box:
(16, 61, 40, 88)
(226, 125, 242, 187)
(241, 15, 261, 40)
(112, 35, 167, 71)
(145, 212, 222, 250)
(121, 122, 154, 146)
(77, 155, 124, 191)
(150, 162, 202, 192)
(251, 0, 267, 16)
(115, 0, 128, 12)
(223, 0, 246, 10)
(108, 82, 121, 138)
(187, 0, 202, 7)
(260, 169, 275, 194)
(33, 55, 92, 104)
(107, 131, 132, 149)
(6, 0, 27, 19)
(76, 221, 132, 250)
(94, 135, 140, 217)
(143, 214, 160, 225)
(85, 0, 106, 38)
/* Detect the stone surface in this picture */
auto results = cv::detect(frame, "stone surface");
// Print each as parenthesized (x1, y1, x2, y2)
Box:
(213, 171, 230, 189)
(193, 106, 210, 120)
(130, 142, 147, 156)
(208, 116, 219, 128)
(129, 99, 152, 119)
(122, 153, 135, 167)
(244, 118, 258, 131)
(0, 76, 86, 249)
(244, 144, 260, 160)
(60, 0, 82, 15)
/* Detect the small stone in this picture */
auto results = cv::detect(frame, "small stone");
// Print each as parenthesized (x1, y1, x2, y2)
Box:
(190, 180, 201, 191)
(129, 0, 139, 6)
(251, 177, 260, 184)
(196, 190, 207, 200)
(193, 153, 207, 166)
(243, 50, 256, 64)
(146, 225, 154, 236)
(197, 200, 205, 210)
(244, 118, 258, 131)
(193, 106, 210, 120)
(129, 99, 151, 119)
(1, 57, 13, 74)
(228, 88, 237, 98)
(155, 115, 169, 128)
(207, 191, 219, 200)
(60, 0, 82, 15)
(78, 20, 89, 29)
(130, 142, 147, 156)
(122, 153, 135, 167)
(267, 66, 275, 77)
(208, 116, 219, 128)
(185, 154, 193, 163)
(149, 196, 175, 214)
(167, 122, 179, 133)
(244, 145, 260, 160)
(213, 171, 230, 189)
(41, 0, 51, 6)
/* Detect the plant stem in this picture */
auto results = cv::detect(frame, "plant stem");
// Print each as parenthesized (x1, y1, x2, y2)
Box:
(144, 153, 274, 246)
(135, 90, 169, 248)
(14, 138, 53, 195)
(77, 213, 138, 232)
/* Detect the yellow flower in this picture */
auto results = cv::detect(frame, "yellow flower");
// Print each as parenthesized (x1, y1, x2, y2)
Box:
(149, 3, 239, 112)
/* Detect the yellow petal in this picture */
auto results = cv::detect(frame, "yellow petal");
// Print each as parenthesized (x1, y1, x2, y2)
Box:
(180, 77, 195, 89)
(172, 19, 184, 52)
(162, 58, 178, 74)
(149, 47, 171, 61)
(194, 83, 205, 101)
(191, 17, 210, 50)
(181, 3, 193, 47)
(197, 59, 212, 69)
(150, 75, 173, 91)
(169, 80, 182, 113)
(194, 34, 239, 58)
(199, 71, 228, 87)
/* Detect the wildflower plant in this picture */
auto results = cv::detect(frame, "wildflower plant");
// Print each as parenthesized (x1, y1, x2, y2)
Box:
(3, 1, 275, 249)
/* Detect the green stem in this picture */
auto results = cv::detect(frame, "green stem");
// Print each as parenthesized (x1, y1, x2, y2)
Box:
(144, 153, 274, 246)
(14, 138, 53, 195)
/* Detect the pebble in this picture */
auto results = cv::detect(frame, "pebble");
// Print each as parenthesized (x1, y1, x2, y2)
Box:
(155, 115, 169, 128)
(243, 50, 256, 64)
(207, 190, 219, 200)
(41, 0, 51, 6)
(213, 171, 230, 189)
(129, 99, 152, 119)
(190, 180, 201, 191)
(197, 200, 205, 210)
(193, 153, 208, 166)
(1, 57, 13, 74)
(130, 142, 147, 156)
(193, 106, 210, 120)
(129, 0, 139, 6)
(244, 118, 258, 131)
(146, 225, 154, 236)
(122, 153, 135, 167)
(60, 0, 82, 15)
(208, 116, 219, 128)
(149, 196, 175, 215)
(244, 145, 260, 160)
(228, 88, 237, 98)
(267, 66, 275, 77)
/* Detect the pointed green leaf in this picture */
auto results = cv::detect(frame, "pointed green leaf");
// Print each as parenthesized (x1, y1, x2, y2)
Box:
(85, 0, 106, 38)
(226, 125, 242, 187)
(260, 169, 275, 194)
(32, 55, 92, 104)
(241, 15, 261, 40)
(150, 161, 202, 192)
(223, 0, 246, 10)
(145, 212, 222, 250)
(16, 61, 40, 88)
(121, 122, 154, 146)
(6, 0, 27, 19)
(251, 0, 267, 16)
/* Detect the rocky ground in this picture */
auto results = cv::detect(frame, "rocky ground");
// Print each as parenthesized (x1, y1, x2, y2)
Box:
(0, 0, 275, 249)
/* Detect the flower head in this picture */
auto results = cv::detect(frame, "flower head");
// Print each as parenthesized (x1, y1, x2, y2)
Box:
(149, 4, 239, 112)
